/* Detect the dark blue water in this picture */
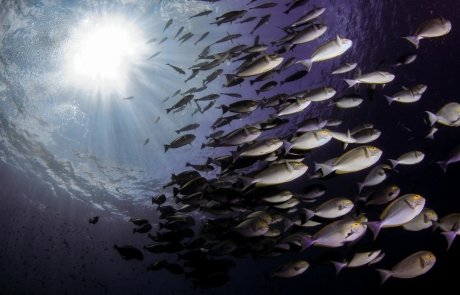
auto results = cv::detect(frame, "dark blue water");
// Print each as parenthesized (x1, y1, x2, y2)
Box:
(0, 0, 459, 294)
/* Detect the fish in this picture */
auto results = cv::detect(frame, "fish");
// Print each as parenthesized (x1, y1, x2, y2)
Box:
(331, 62, 357, 75)
(297, 35, 352, 72)
(262, 190, 293, 203)
(113, 244, 144, 261)
(185, 159, 214, 172)
(256, 81, 277, 95)
(249, 71, 275, 85)
(175, 123, 200, 134)
(436, 213, 460, 249)
(195, 32, 209, 45)
(203, 69, 223, 85)
(232, 138, 283, 161)
(123, 96, 134, 100)
(236, 54, 284, 77)
(174, 26, 184, 40)
(352, 128, 381, 145)
(163, 18, 173, 32)
(331, 250, 384, 274)
(220, 100, 258, 114)
(220, 92, 243, 98)
(367, 194, 426, 239)
(303, 198, 354, 220)
(280, 70, 308, 85)
(240, 161, 308, 189)
(214, 126, 261, 147)
(133, 222, 152, 234)
(166, 95, 194, 113)
(394, 53, 417, 67)
(190, 9, 213, 19)
(270, 260, 309, 278)
(157, 37, 168, 45)
(437, 145, 460, 172)
(146, 37, 157, 44)
(345, 71, 395, 88)
(213, 10, 247, 26)
(166, 63, 186, 75)
(364, 184, 401, 206)
(89, 216, 99, 224)
(426, 102, 460, 127)
(179, 33, 194, 44)
(301, 215, 368, 249)
(213, 33, 242, 45)
(277, 97, 312, 117)
(404, 17, 451, 48)
(152, 194, 166, 206)
(286, 129, 332, 152)
(147, 51, 161, 60)
(315, 146, 382, 176)
(277, 57, 297, 73)
(333, 96, 363, 108)
(164, 134, 196, 152)
(284, 0, 309, 14)
(143, 138, 150, 146)
(297, 117, 328, 132)
(384, 84, 427, 105)
(402, 208, 438, 231)
(250, 2, 277, 9)
(238, 16, 257, 24)
(195, 94, 220, 102)
(377, 251, 436, 284)
(199, 52, 229, 71)
(290, 7, 326, 27)
(357, 164, 392, 193)
(251, 15, 271, 34)
(234, 218, 269, 237)
(389, 150, 425, 168)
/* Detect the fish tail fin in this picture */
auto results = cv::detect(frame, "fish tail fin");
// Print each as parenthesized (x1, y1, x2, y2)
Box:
(376, 269, 392, 285)
(221, 105, 229, 114)
(343, 142, 348, 150)
(357, 182, 364, 194)
(175, 130, 180, 134)
(388, 159, 399, 168)
(437, 161, 448, 173)
(256, 90, 260, 95)
(172, 187, 179, 197)
(442, 231, 457, 250)
(331, 261, 347, 275)
(425, 111, 438, 126)
(282, 217, 294, 232)
(239, 176, 255, 191)
(403, 36, 420, 49)
(201, 143, 206, 149)
(249, 80, 256, 85)
(314, 162, 334, 176)
(367, 221, 383, 240)
(164, 145, 170, 153)
(344, 79, 359, 88)
(431, 220, 440, 232)
(231, 151, 240, 163)
(302, 208, 315, 220)
(283, 140, 293, 155)
(425, 127, 437, 140)
(185, 162, 191, 167)
(300, 236, 315, 251)
(296, 59, 313, 72)
(384, 95, 394, 106)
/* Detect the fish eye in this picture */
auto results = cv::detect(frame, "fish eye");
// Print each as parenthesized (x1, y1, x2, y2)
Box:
(392, 186, 398, 190)
(413, 194, 421, 199)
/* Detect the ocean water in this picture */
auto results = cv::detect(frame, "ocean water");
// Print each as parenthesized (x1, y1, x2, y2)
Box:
(0, 0, 459, 294)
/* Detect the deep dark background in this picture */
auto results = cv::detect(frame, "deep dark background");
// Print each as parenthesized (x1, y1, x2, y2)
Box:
(1, 0, 460, 294)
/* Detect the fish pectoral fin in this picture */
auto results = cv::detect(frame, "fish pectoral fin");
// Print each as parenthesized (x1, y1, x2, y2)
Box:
(419, 256, 427, 269)
(364, 147, 370, 158)
(285, 161, 293, 172)
(423, 214, 430, 223)
(404, 199, 416, 209)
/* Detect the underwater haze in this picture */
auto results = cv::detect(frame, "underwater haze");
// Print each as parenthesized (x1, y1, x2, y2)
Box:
(0, 0, 459, 294)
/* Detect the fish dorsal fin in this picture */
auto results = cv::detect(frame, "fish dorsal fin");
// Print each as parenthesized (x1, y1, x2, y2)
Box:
(254, 35, 260, 46)
(402, 85, 409, 90)
(335, 35, 343, 46)
(377, 71, 386, 77)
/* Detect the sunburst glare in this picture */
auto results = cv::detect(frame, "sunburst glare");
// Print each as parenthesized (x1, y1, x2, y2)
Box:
(63, 14, 151, 97)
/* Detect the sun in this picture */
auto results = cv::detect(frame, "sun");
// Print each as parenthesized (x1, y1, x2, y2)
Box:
(63, 14, 150, 96)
